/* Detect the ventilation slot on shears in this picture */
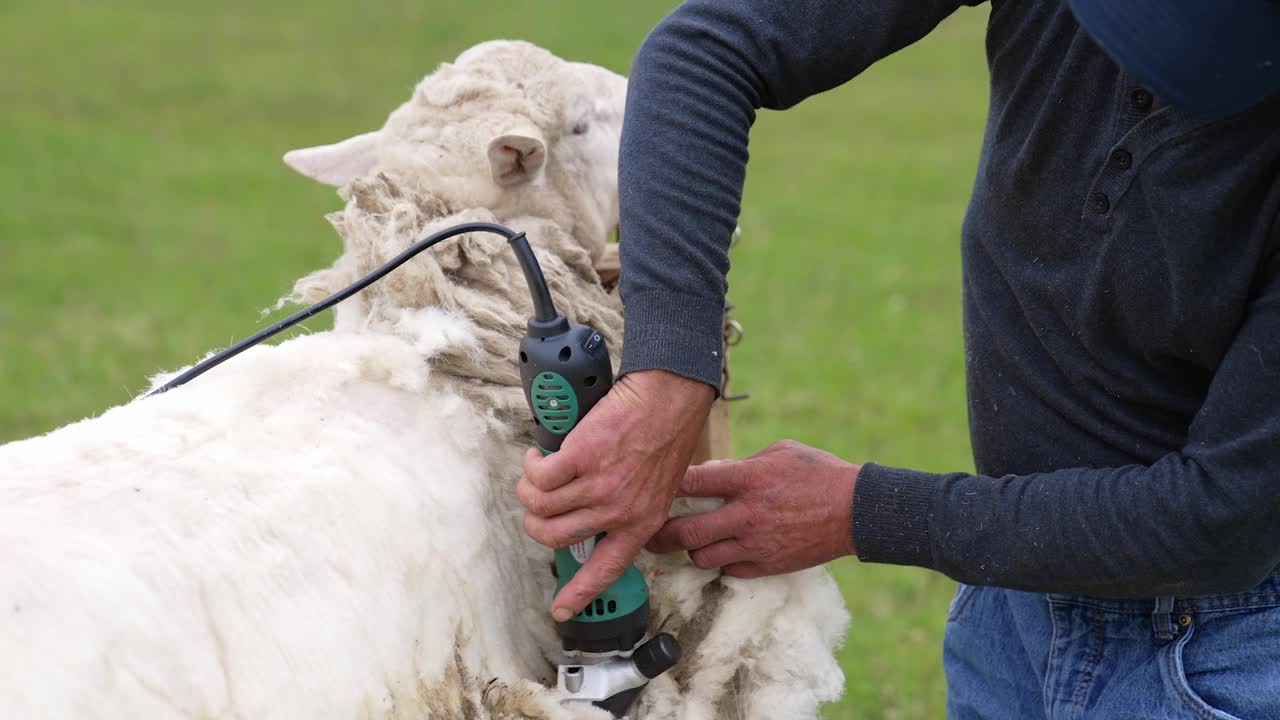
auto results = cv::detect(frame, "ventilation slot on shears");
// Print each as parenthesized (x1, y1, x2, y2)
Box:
(530, 371, 579, 435)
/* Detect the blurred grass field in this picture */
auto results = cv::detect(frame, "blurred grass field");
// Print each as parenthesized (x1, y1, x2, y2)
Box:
(0, 2, 989, 717)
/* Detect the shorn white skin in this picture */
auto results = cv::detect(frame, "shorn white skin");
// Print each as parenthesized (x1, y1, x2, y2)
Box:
(0, 41, 847, 719)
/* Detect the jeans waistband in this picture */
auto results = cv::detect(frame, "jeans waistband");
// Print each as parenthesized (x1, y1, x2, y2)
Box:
(1046, 568, 1280, 615)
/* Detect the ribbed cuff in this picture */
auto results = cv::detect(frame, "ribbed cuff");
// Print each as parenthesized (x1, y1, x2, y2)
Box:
(851, 462, 939, 569)
(619, 290, 725, 393)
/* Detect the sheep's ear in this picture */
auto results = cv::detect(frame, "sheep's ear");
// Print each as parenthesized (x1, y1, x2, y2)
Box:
(282, 131, 381, 187)
(487, 133, 547, 186)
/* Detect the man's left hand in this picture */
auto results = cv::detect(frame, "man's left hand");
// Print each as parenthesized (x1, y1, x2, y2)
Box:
(646, 439, 859, 578)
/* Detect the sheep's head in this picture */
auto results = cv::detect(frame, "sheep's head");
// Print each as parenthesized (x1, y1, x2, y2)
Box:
(282, 42, 627, 425)
(283, 40, 627, 260)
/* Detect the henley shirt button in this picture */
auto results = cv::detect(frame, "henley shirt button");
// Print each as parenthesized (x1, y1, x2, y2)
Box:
(1090, 192, 1110, 214)
(1111, 148, 1133, 170)
(1130, 88, 1153, 112)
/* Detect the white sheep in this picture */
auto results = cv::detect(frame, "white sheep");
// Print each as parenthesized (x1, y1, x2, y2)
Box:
(0, 41, 848, 719)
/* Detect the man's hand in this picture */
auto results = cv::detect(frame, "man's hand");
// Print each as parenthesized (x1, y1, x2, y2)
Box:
(646, 440, 858, 578)
(517, 369, 715, 621)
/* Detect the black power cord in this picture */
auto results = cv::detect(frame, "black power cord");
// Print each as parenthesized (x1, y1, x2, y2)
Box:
(148, 222, 547, 396)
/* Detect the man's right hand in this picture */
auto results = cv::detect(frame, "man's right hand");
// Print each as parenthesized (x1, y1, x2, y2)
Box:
(516, 369, 715, 621)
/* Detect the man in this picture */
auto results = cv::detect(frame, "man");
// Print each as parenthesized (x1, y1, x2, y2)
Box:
(518, 0, 1280, 716)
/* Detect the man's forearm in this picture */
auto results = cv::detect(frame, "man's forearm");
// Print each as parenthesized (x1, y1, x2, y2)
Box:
(853, 458, 1280, 598)
(854, 262, 1280, 597)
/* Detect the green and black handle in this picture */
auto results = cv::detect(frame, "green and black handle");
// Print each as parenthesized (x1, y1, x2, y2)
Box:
(514, 235, 679, 714)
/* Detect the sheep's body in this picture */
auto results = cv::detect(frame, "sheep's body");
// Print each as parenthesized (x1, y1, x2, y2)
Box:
(0, 41, 848, 719)
(0, 330, 563, 718)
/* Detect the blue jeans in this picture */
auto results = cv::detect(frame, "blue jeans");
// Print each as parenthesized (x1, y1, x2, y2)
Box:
(944, 571, 1280, 719)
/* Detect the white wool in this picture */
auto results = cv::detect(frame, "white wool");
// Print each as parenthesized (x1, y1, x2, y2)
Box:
(0, 41, 848, 719)
(0, 332, 574, 718)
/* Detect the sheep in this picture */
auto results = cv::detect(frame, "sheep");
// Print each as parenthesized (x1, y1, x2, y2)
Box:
(0, 41, 848, 719)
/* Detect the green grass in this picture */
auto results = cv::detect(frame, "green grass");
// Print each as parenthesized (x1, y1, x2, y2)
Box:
(0, 2, 990, 717)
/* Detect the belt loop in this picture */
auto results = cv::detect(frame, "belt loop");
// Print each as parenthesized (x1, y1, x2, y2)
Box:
(1152, 595, 1176, 640)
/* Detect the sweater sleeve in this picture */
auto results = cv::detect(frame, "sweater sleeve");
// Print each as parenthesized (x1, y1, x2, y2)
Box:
(617, 0, 981, 388)
(854, 253, 1280, 597)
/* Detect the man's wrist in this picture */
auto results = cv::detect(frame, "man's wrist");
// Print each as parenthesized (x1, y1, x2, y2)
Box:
(617, 368, 715, 411)
(841, 463, 861, 558)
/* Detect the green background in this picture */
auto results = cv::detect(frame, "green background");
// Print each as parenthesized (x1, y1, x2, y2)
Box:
(0, 2, 990, 717)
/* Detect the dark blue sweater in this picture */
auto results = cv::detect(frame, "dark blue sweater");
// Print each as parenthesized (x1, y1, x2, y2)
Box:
(617, 0, 1280, 597)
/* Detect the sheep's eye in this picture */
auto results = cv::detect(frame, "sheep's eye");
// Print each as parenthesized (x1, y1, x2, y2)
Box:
(571, 121, 589, 136)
